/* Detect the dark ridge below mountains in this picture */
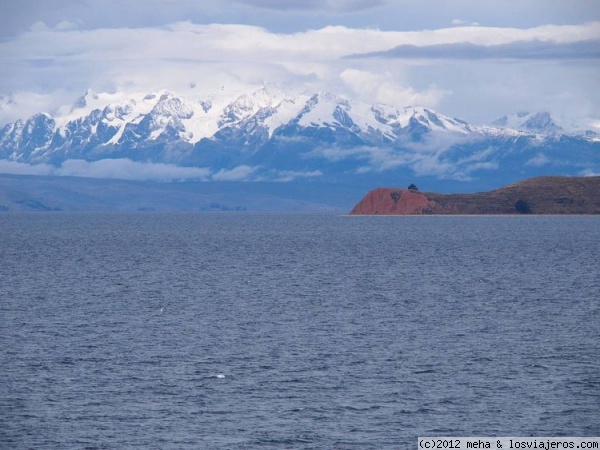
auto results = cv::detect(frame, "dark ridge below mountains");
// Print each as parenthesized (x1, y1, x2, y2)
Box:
(0, 174, 359, 212)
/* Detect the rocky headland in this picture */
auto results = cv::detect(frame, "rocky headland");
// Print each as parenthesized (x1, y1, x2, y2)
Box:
(350, 176, 600, 215)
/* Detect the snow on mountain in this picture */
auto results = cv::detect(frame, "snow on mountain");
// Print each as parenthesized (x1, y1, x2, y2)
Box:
(262, 95, 310, 138)
(1, 86, 598, 184)
(56, 90, 148, 126)
(296, 91, 349, 128)
(0, 86, 512, 156)
(491, 111, 564, 134)
(220, 86, 284, 125)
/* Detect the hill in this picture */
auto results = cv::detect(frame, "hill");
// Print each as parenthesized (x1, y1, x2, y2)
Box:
(349, 176, 600, 215)
(0, 174, 366, 212)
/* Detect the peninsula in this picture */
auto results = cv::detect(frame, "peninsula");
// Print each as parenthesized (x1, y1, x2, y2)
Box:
(349, 176, 600, 215)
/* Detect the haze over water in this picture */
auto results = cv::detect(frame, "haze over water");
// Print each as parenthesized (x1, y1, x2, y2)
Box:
(1, 213, 599, 448)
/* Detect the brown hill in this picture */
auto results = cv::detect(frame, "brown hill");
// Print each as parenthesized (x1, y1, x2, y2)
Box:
(349, 176, 600, 215)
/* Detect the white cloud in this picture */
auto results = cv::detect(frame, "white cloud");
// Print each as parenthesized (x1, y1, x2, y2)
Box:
(339, 69, 450, 108)
(0, 160, 326, 182)
(3, 0, 597, 38)
(0, 91, 68, 123)
(54, 20, 80, 31)
(0, 159, 211, 181)
(58, 159, 211, 181)
(526, 153, 551, 167)
(0, 160, 54, 176)
(589, 120, 600, 131)
(307, 135, 502, 179)
(580, 169, 600, 176)
(451, 19, 480, 27)
(211, 165, 257, 181)
(0, 20, 599, 126)
(272, 169, 323, 182)
(4, 21, 597, 74)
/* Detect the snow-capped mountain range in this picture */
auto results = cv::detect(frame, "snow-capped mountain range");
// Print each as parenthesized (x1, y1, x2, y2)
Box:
(1, 86, 598, 186)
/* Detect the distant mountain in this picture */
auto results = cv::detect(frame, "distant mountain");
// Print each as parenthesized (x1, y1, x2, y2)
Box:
(491, 111, 564, 134)
(1, 87, 599, 191)
(350, 176, 600, 215)
(0, 174, 358, 212)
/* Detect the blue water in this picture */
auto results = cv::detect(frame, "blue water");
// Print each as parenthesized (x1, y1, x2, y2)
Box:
(1, 213, 599, 449)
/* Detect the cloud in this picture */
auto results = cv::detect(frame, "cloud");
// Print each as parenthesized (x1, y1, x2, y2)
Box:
(1, 1, 599, 40)
(58, 159, 211, 181)
(580, 169, 600, 177)
(211, 165, 257, 181)
(0, 22, 463, 121)
(340, 69, 450, 108)
(0, 0, 232, 39)
(351, 39, 600, 60)
(0, 160, 321, 182)
(69, 159, 211, 180)
(307, 134, 500, 179)
(231, 0, 386, 12)
(526, 153, 551, 167)
(272, 169, 323, 182)
(0, 160, 54, 176)
(308, 145, 414, 173)
(0, 24, 349, 106)
(0, 20, 599, 128)
(5, 21, 598, 74)
(0, 159, 211, 181)
(587, 120, 600, 132)
(0, 91, 68, 124)
(451, 19, 480, 27)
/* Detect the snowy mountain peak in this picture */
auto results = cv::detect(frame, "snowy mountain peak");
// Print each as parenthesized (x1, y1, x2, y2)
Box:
(72, 89, 100, 111)
(219, 86, 285, 126)
(369, 104, 470, 135)
(492, 111, 563, 134)
(151, 93, 194, 120)
(520, 112, 562, 133)
(294, 91, 354, 128)
(313, 91, 348, 105)
(1, 86, 598, 182)
(102, 101, 136, 121)
(235, 86, 284, 111)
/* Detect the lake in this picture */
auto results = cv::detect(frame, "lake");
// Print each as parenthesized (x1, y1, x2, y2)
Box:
(1, 213, 599, 448)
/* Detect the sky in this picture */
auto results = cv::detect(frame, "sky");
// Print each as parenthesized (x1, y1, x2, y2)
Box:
(0, 0, 599, 129)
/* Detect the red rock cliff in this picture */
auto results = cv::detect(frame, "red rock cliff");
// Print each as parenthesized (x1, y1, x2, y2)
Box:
(350, 188, 432, 215)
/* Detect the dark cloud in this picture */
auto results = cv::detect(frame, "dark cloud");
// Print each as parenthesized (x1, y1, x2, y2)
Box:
(350, 39, 600, 60)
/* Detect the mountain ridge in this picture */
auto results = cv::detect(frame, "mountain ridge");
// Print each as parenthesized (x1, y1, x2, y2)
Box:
(1, 87, 599, 189)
